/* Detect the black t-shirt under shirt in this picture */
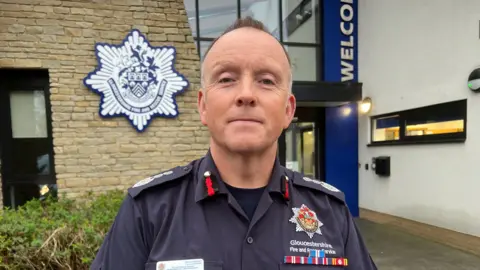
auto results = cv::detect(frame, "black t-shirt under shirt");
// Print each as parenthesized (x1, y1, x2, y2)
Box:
(224, 183, 266, 221)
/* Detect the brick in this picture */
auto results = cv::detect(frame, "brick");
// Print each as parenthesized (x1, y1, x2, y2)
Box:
(93, 9, 114, 16)
(0, 18, 17, 25)
(113, 11, 133, 17)
(53, 7, 70, 14)
(36, 19, 60, 26)
(43, 26, 64, 35)
(149, 20, 177, 27)
(132, 25, 148, 33)
(56, 36, 72, 43)
(83, 16, 103, 23)
(0, 59, 15, 66)
(100, 31, 125, 40)
(163, 28, 179, 34)
(70, 8, 94, 15)
(40, 35, 57, 42)
(25, 26, 44, 34)
(65, 27, 82, 37)
(170, 2, 185, 9)
(149, 33, 167, 41)
(8, 24, 25, 33)
(167, 34, 186, 42)
(60, 15, 83, 22)
(38, 0, 61, 6)
(148, 13, 166, 20)
(16, 34, 38, 42)
(33, 6, 53, 13)
(72, 37, 94, 44)
(133, 12, 147, 19)
(14, 59, 42, 67)
(76, 21, 93, 28)
(166, 15, 185, 22)
(114, 0, 143, 6)
(144, 0, 158, 7)
(164, 8, 179, 14)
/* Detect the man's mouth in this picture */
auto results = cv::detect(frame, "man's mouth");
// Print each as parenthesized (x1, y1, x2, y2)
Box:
(229, 118, 263, 124)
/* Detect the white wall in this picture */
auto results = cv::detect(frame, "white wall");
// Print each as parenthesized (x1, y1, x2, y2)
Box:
(358, 0, 480, 237)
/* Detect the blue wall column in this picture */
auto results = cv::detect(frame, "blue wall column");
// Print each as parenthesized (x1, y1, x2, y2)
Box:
(323, 0, 359, 217)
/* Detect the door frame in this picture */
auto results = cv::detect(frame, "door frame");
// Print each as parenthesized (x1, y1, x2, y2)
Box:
(0, 69, 56, 208)
(278, 107, 325, 180)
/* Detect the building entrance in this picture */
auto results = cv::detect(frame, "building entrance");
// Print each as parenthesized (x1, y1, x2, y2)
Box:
(278, 107, 325, 180)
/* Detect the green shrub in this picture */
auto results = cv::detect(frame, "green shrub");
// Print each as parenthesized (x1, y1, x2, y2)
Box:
(0, 189, 125, 270)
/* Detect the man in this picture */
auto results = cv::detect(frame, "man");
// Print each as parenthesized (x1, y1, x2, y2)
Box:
(91, 17, 377, 270)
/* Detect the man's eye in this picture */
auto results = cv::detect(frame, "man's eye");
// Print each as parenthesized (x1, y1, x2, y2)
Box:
(219, 78, 234, 83)
(260, 79, 274, 85)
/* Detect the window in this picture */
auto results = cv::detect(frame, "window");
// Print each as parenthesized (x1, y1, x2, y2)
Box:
(371, 115, 400, 142)
(183, 0, 323, 82)
(240, 0, 280, 39)
(370, 99, 467, 146)
(284, 45, 318, 81)
(199, 40, 212, 61)
(282, 0, 320, 44)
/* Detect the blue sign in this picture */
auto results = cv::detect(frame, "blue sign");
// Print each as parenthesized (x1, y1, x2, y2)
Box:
(83, 29, 189, 132)
(323, 0, 359, 217)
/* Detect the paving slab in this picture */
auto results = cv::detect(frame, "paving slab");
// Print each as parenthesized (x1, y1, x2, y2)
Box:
(356, 218, 480, 270)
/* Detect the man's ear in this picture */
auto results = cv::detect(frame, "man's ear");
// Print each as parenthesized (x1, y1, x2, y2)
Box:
(197, 89, 208, 126)
(283, 94, 296, 129)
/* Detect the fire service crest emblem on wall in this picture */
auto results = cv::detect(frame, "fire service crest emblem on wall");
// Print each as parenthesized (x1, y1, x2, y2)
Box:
(83, 29, 189, 132)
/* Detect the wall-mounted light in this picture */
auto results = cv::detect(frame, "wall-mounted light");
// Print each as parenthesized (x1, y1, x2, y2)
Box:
(359, 97, 373, 114)
(468, 67, 480, 92)
(342, 106, 352, 116)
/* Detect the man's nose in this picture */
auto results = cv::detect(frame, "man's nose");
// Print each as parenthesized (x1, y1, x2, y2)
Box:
(235, 80, 257, 107)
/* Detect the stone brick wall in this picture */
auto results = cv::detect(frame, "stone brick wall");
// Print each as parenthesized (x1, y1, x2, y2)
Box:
(0, 0, 210, 200)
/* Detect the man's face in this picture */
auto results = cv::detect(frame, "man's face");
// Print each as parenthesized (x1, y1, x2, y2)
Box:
(198, 27, 296, 153)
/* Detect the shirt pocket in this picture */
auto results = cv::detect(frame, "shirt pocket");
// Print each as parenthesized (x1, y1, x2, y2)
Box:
(279, 264, 344, 269)
(145, 260, 223, 270)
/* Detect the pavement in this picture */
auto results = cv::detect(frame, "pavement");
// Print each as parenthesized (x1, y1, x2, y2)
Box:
(356, 219, 480, 270)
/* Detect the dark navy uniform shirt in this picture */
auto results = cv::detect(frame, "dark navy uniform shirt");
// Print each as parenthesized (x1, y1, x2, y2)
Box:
(91, 151, 377, 270)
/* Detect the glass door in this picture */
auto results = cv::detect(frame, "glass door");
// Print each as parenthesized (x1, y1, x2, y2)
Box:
(278, 107, 325, 180)
(284, 122, 317, 179)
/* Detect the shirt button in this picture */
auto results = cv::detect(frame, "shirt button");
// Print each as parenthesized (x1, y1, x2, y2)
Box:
(246, 236, 254, 244)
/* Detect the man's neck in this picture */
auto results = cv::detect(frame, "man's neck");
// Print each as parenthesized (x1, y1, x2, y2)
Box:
(210, 141, 277, 189)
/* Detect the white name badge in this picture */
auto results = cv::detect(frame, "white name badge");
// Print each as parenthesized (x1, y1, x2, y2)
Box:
(156, 259, 204, 270)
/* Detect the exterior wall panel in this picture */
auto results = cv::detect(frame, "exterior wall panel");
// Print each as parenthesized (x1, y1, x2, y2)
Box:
(358, 0, 480, 237)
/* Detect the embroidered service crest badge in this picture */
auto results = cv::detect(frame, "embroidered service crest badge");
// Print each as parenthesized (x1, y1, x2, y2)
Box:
(289, 204, 323, 239)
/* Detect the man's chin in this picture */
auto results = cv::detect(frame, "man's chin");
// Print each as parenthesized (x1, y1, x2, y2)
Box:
(224, 140, 268, 154)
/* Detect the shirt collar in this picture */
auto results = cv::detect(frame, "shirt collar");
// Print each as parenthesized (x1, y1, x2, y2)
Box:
(194, 150, 289, 203)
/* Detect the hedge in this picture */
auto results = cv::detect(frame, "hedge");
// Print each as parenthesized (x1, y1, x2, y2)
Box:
(0, 190, 125, 270)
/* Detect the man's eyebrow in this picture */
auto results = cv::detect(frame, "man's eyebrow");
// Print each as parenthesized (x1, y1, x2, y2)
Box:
(255, 65, 283, 78)
(209, 61, 239, 77)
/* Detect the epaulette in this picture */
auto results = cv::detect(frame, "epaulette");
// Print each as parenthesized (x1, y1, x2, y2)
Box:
(290, 170, 346, 203)
(128, 164, 193, 199)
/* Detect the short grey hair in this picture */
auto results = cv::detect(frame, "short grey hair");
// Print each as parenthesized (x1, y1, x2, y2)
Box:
(200, 16, 293, 92)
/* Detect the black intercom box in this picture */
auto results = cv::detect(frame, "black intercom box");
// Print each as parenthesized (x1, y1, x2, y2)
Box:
(374, 156, 390, 177)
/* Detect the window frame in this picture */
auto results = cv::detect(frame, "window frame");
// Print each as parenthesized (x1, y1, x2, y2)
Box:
(368, 99, 467, 147)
